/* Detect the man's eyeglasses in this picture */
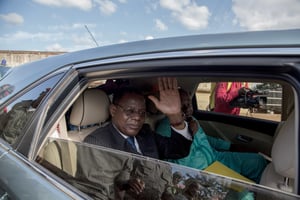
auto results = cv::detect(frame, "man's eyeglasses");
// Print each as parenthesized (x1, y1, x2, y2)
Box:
(115, 104, 146, 117)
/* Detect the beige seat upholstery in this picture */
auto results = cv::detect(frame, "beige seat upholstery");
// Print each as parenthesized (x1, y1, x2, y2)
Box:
(40, 116, 74, 174)
(145, 113, 165, 130)
(49, 115, 69, 139)
(260, 110, 296, 193)
(42, 138, 77, 176)
(68, 89, 110, 141)
(145, 99, 165, 130)
(41, 89, 110, 176)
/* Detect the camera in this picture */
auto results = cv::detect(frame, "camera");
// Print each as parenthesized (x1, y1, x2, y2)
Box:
(230, 89, 267, 109)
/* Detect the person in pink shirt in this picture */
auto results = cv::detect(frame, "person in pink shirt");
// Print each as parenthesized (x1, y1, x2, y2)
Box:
(214, 82, 248, 115)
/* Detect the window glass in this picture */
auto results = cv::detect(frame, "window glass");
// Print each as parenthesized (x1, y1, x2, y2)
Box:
(196, 82, 282, 121)
(0, 74, 62, 145)
(38, 138, 297, 200)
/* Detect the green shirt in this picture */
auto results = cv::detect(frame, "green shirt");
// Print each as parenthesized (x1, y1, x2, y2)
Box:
(156, 117, 230, 170)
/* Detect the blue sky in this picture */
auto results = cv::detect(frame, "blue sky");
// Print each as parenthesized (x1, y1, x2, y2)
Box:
(1, 0, 300, 52)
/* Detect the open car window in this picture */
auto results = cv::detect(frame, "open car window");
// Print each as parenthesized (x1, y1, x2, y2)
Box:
(37, 138, 299, 200)
(35, 76, 298, 199)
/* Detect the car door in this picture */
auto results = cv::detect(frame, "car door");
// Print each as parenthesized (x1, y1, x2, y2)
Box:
(7, 42, 298, 199)
(0, 66, 92, 199)
(0, 142, 75, 200)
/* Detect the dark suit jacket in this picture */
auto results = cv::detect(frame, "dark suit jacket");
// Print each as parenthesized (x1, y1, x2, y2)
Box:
(84, 122, 192, 159)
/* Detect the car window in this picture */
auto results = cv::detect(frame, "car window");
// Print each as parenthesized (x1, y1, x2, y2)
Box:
(0, 74, 62, 145)
(33, 77, 299, 199)
(196, 82, 283, 122)
(37, 138, 299, 200)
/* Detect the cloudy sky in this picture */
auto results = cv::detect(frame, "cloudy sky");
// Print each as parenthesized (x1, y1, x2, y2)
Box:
(1, 0, 300, 52)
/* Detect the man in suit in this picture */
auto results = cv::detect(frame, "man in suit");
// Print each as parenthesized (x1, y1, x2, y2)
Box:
(81, 77, 193, 199)
(84, 77, 192, 159)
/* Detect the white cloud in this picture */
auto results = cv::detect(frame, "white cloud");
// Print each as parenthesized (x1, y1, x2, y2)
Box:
(145, 1, 159, 14)
(6, 31, 63, 41)
(48, 23, 96, 31)
(95, 0, 117, 15)
(118, 0, 127, 3)
(33, 0, 92, 11)
(177, 5, 210, 30)
(0, 13, 24, 25)
(232, 0, 300, 30)
(46, 43, 66, 51)
(155, 19, 168, 31)
(72, 33, 97, 46)
(48, 34, 97, 51)
(73, 23, 87, 29)
(160, 0, 190, 12)
(160, 0, 210, 30)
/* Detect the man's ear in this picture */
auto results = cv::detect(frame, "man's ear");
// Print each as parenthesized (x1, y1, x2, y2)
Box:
(110, 104, 117, 117)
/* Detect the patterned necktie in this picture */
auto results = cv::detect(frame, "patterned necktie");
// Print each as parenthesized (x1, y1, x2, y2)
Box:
(126, 136, 137, 151)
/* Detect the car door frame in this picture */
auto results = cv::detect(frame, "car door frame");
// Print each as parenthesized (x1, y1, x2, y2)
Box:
(27, 48, 300, 196)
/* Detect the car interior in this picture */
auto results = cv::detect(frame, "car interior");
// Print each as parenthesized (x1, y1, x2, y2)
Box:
(35, 76, 298, 199)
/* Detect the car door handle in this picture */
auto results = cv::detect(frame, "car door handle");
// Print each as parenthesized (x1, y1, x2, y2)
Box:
(236, 135, 253, 143)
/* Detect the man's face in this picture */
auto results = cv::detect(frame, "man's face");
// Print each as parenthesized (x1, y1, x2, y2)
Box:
(110, 93, 146, 136)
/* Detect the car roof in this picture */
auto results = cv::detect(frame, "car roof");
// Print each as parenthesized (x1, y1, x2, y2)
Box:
(1, 29, 300, 104)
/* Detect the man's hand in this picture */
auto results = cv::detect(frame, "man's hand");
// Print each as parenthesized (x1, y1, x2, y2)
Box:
(121, 178, 145, 194)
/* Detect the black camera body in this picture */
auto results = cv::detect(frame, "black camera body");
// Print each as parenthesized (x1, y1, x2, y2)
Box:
(230, 90, 267, 109)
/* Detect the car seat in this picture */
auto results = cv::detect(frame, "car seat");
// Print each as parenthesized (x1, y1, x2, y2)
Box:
(68, 88, 110, 141)
(144, 98, 165, 130)
(259, 110, 296, 193)
(41, 89, 110, 176)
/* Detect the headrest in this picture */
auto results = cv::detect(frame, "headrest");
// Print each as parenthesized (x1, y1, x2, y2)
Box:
(69, 89, 110, 127)
(272, 110, 295, 178)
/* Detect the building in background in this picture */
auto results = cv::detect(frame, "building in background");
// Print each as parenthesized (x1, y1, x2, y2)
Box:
(0, 50, 66, 67)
